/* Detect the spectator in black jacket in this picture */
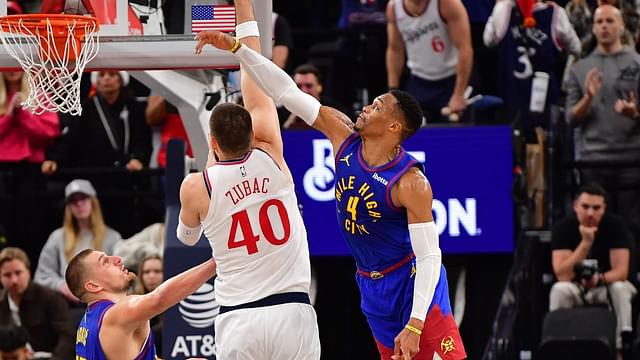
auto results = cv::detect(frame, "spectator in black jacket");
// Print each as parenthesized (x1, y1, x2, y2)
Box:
(42, 70, 151, 174)
(0, 247, 75, 360)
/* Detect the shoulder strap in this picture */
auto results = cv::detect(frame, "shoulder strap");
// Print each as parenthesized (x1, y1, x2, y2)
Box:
(202, 170, 212, 198)
(93, 96, 129, 153)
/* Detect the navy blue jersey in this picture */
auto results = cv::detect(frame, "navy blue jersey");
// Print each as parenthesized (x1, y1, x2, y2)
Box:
(76, 300, 157, 360)
(334, 133, 454, 349)
(334, 133, 423, 271)
(462, 0, 495, 23)
(496, 3, 563, 109)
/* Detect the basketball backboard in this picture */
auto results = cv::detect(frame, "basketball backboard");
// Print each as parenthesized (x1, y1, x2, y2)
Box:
(0, 0, 273, 70)
(0, 0, 274, 169)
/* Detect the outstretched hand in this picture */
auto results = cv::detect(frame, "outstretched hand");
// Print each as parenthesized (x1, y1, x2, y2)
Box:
(194, 31, 236, 55)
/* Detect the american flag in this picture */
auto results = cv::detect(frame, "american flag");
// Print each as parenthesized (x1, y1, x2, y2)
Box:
(191, 4, 236, 33)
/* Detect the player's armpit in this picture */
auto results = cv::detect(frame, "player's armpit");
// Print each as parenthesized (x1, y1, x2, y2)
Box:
(316, 106, 354, 154)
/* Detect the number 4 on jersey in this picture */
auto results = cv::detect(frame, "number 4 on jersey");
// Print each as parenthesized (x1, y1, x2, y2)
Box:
(227, 199, 291, 255)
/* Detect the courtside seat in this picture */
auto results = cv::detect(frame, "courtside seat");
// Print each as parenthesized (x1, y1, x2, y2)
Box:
(539, 307, 616, 360)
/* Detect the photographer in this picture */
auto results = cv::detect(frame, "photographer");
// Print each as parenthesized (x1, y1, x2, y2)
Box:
(550, 182, 637, 350)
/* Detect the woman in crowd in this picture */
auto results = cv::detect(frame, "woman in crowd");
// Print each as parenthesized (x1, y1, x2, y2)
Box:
(34, 179, 121, 304)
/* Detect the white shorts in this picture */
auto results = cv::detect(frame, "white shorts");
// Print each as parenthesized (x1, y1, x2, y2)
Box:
(215, 302, 321, 359)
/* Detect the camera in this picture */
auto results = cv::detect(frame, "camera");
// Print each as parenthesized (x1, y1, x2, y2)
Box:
(574, 259, 599, 280)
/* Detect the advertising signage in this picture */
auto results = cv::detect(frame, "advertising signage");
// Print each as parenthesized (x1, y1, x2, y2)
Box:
(283, 126, 514, 255)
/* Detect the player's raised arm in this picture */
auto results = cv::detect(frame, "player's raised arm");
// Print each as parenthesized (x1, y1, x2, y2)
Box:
(108, 257, 216, 329)
(66, 250, 216, 331)
(392, 168, 442, 359)
(195, 31, 353, 153)
(233, 0, 289, 174)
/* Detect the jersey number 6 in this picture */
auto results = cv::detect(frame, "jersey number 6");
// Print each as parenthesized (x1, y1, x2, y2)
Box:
(227, 199, 291, 255)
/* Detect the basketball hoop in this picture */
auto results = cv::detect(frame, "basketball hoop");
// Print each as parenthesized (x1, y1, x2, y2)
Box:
(0, 14, 99, 115)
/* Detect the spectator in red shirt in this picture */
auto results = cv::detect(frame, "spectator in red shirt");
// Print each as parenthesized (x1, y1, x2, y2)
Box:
(0, 71, 59, 164)
(0, 70, 59, 264)
(145, 95, 193, 168)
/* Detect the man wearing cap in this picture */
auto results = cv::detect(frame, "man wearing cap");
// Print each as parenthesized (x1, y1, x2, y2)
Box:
(34, 179, 121, 306)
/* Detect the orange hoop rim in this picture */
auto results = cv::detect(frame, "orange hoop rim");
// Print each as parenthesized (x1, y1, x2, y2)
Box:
(0, 14, 99, 33)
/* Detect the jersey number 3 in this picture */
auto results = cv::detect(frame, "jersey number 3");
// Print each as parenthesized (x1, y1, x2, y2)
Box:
(227, 199, 291, 255)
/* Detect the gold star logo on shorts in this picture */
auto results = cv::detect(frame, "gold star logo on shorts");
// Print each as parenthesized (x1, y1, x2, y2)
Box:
(440, 336, 455, 354)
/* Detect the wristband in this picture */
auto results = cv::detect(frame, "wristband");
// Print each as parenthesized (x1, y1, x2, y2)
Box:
(229, 38, 242, 54)
(177, 218, 203, 246)
(404, 324, 422, 336)
(236, 20, 260, 39)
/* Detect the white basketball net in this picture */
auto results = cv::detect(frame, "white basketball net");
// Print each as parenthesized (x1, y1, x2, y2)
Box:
(0, 17, 99, 115)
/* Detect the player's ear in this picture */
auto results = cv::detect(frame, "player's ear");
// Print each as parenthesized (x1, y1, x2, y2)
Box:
(388, 120, 403, 134)
(209, 135, 218, 152)
(317, 84, 323, 94)
(210, 136, 224, 161)
(85, 280, 102, 294)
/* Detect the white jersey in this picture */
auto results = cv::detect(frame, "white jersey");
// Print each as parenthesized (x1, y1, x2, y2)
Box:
(201, 149, 311, 307)
(393, 0, 458, 81)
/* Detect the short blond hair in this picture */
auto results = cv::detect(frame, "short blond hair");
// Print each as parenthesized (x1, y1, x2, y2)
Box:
(65, 249, 94, 301)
